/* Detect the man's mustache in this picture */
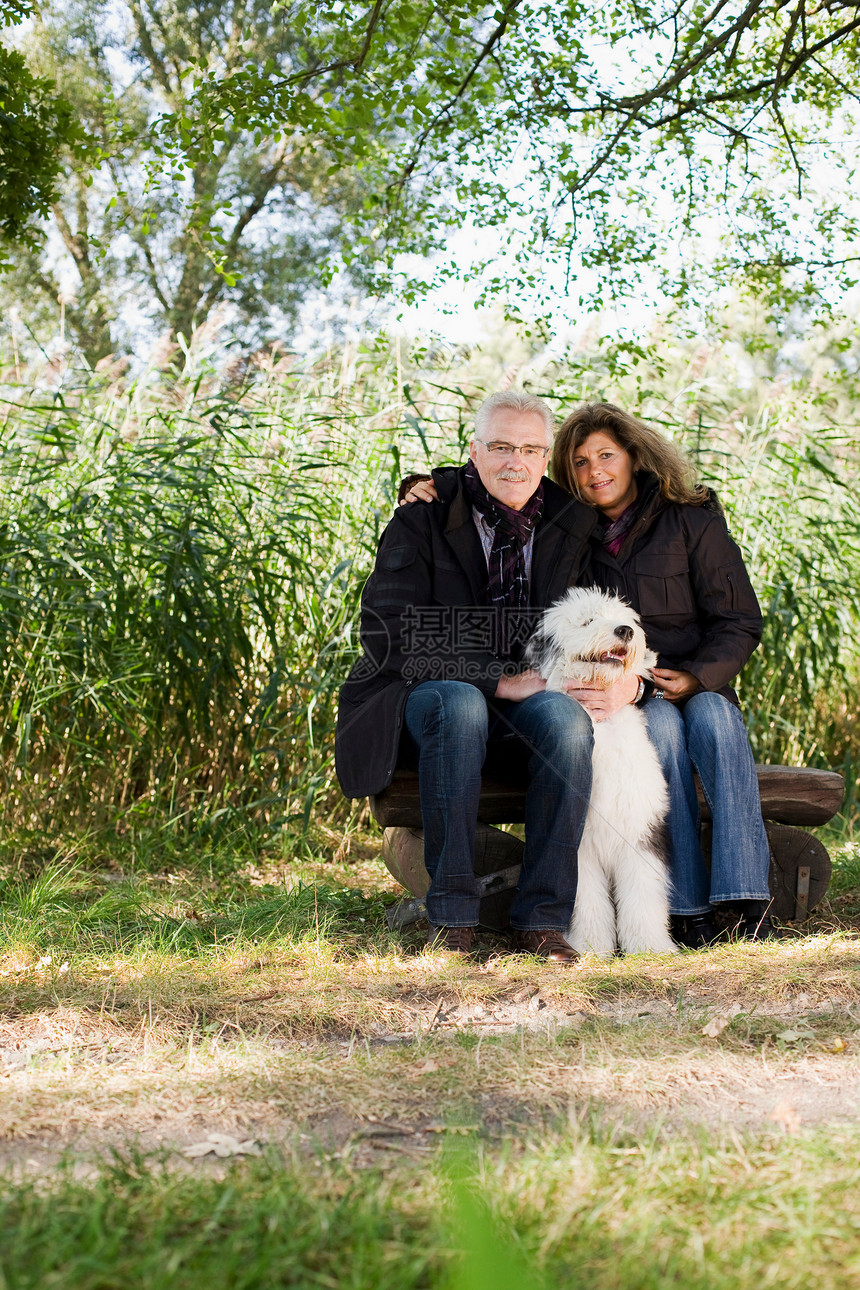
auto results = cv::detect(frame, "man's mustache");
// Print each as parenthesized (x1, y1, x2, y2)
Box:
(497, 470, 530, 481)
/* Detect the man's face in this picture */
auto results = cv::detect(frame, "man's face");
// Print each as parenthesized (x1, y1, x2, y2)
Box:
(469, 408, 551, 511)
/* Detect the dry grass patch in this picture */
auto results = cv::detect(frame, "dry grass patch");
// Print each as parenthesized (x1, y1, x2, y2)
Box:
(1, 855, 859, 1168)
(2, 987, 858, 1156)
(1, 847, 859, 1290)
(4, 925, 860, 1044)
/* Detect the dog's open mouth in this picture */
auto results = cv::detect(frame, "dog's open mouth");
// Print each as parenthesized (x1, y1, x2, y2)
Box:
(597, 648, 628, 664)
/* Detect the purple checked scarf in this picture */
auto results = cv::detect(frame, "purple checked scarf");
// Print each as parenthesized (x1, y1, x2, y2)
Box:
(464, 460, 544, 654)
(599, 500, 639, 558)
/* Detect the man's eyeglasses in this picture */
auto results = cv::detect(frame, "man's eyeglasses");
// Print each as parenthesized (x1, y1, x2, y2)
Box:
(475, 440, 550, 460)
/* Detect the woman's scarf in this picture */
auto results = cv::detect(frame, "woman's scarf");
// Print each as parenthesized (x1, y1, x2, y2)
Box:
(599, 498, 640, 558)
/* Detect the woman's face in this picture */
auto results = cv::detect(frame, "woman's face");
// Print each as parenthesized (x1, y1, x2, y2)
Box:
(570, 431, 638, 520)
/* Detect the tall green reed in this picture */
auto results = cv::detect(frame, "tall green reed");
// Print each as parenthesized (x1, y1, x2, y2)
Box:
(682, 410, 859, 769)
(0, 340, 437, 840)
(0, 323, 857, 848)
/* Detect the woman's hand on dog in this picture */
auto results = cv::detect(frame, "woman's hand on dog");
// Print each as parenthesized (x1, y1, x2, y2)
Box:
(565, 671, 640, 721)
(651, 668, 700, 703)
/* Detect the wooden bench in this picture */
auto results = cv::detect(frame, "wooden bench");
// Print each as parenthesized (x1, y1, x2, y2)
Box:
(371, 766, 844, 930)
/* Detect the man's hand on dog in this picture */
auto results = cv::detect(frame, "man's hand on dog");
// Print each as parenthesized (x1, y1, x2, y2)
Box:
(495, 669, 640, 719)
(495, 670, 547, 701)
(564, 671, 640, 721)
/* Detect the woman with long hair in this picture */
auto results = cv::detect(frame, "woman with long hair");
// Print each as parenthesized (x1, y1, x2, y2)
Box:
(551, 402, 771, 943)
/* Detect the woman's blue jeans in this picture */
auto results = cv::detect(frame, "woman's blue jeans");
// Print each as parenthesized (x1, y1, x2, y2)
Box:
(403, 681, 593, 930)
(642, 692, 771, 915)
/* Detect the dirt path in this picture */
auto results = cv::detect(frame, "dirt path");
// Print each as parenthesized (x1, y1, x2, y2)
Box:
(3, 976, 858, 1176)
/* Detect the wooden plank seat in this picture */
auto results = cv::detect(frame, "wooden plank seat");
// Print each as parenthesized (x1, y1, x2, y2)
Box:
(373, 766, 844, 929)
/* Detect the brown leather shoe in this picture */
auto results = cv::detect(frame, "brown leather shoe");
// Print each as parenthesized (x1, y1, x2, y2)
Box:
(513, 929, 579, 964)
(427, 925, 476, 955)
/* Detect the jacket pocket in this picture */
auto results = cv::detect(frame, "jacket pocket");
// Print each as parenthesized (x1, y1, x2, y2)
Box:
(380, 546, 417, 572)
(719, 563, 743, 611)
(634, 551, 695, 619)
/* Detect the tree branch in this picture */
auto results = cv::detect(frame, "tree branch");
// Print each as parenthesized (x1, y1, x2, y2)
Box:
(51, 200, 92, 279)
(127, 0, 176, 103)
(266, 0, 390, 92)
(772, 0, 805, 101)
(809, 51, 860, 105)
(772, 102, 806, 197)
(352, 0, 387, 73)
(390, 0, 525, 200)
(606, 0, 769, 112)
(136, 235, 172, 314)
(198, 141, 291, 315)
(546, 8, 860, 137)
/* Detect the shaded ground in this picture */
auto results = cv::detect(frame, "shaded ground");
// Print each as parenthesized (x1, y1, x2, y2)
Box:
(1, 843, 859, 1181)
(2, 942, 859, 1176)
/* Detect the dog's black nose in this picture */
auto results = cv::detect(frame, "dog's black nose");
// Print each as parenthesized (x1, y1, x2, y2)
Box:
(614, 625, 634, 641)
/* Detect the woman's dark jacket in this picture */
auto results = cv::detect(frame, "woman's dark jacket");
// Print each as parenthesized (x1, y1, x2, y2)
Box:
(335, 466, 597, 799)
(590, 472, 762, 703)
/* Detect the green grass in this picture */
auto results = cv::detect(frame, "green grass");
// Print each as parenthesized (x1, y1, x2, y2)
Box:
(1, 851, 859, 1288)
(0, 861, 386, 958)
(1, 853, 858, 1034)
(0, 1153, 435, 1290)
(1, 1129, 860, 1290)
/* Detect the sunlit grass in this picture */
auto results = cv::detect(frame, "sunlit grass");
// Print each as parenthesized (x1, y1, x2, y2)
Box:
(2, 855, 859, 1030)
(1, 1126, 860, 1289)
(0, 851, 858, 1287)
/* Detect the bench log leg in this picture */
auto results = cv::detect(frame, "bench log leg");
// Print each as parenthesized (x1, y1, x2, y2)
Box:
(765, 824, 832, 922)
(381, 825, 524, 931)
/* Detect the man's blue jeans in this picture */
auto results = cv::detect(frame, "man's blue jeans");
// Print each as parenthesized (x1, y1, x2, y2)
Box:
(642, 693, 771, 915)
(403, 681, 594, 930)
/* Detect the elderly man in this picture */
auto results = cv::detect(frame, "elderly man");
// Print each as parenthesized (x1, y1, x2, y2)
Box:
(336, 391, 637, 962)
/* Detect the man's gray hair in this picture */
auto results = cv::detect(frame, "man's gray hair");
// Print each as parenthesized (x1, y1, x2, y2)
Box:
(473, 391, 556, 445)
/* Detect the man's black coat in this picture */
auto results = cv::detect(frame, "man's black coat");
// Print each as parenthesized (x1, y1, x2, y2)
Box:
(335, 466, 597, 799)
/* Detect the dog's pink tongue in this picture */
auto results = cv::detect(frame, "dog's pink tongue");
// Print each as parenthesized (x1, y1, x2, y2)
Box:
(600, 650, 626, 662)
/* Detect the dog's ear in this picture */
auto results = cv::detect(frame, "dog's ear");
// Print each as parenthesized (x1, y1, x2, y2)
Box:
(642, 647, 658, 675)
(524, 627, 558, 678)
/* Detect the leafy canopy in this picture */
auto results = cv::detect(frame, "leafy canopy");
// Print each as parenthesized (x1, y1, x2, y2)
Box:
(158, 1, 860, 316)
(5, 1, 860, 355)
(0, 1, 82, 248)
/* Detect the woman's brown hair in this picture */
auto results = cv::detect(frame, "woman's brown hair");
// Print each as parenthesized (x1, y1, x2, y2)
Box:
(552, 402, 708, 506)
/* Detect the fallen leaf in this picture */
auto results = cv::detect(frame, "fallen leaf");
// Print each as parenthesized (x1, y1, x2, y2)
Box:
(58, 962, 70, 975)
(565, 1011, 589, 1029)
(36, 955, 52, 969)
(776, 1028, 815, 1043)
(769, 1098, 801, 1134)
(701, 1003, 743, 1037)
(182, 1132, 261, 1159)
(819, 1036, 847, 1053)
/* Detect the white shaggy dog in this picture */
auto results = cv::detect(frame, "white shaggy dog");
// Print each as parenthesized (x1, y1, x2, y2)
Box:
(525, 587, 678, 957)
